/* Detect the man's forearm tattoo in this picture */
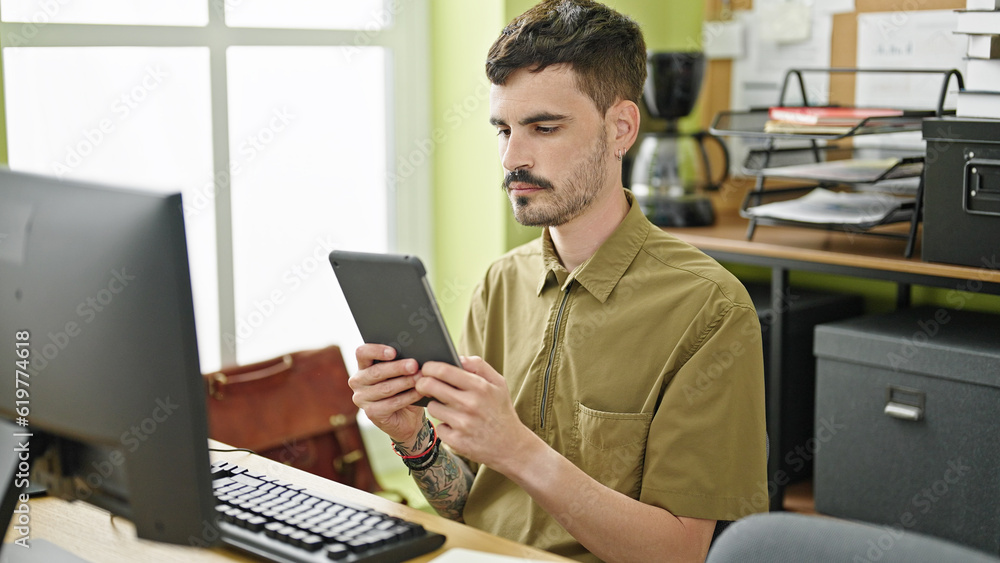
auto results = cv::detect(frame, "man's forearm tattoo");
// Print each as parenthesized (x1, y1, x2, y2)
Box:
(412, 447, 475, 522)
(393, 422, 476, 521)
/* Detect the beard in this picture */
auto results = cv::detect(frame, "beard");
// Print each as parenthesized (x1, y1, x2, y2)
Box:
(502, 132, 609, 227)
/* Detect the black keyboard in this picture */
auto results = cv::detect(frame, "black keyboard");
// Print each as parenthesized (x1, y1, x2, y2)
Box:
(211, 461, 446, 563)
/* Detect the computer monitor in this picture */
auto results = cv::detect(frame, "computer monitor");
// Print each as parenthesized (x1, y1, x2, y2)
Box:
(0, 169, 218, 550)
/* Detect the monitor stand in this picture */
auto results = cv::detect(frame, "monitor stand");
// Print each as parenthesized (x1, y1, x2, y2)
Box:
(0, 421, 91, 562)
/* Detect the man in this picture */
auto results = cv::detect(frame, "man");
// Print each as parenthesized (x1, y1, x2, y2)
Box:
(350, 1, 767, 561)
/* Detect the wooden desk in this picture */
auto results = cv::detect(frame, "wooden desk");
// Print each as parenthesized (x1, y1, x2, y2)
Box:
(3, 445, 568, 562)
(666, 211, 1000, 511)
(668, 211, 1000, 295)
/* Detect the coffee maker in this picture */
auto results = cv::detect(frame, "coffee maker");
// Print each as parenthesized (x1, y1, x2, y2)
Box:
(630, 52, 729, 227)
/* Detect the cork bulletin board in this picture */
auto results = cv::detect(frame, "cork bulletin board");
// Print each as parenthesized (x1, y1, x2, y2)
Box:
(696, 0, 966, 205)
(699, 0, 967, 130)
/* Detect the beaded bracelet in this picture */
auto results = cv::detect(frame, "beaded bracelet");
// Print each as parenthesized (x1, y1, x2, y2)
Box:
(405, 439, 440, 473)
(391, 419, 441, 473)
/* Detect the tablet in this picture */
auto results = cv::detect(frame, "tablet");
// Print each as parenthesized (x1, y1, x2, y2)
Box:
(328, 250, 461, 407)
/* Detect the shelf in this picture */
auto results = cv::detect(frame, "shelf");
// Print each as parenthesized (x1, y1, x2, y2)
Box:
(664, 207, 1000, 289)
(708, 68, 966, 258)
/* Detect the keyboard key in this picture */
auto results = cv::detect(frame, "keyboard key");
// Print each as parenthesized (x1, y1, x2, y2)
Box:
(300, 534, 324, 552)
(263, 522, 284, 538)
(325, 544, 350, 560)
(245, 516, 267, 532)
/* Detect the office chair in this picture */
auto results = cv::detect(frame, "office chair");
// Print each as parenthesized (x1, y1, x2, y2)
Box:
(706, 512, 1000, 563)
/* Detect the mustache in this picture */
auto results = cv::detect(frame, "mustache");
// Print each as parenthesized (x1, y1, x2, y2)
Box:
(502, 169, 554, 192)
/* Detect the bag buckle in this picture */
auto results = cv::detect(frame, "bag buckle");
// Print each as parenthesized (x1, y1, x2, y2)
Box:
(334, 449, 365, 474)
(207, 372, 228, 400)
(329, 414, 351, 428)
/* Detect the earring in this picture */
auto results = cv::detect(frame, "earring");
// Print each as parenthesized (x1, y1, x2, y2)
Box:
(615, 148, 623, 162)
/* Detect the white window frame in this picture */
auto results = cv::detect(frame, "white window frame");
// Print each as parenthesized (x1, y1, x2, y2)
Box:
(0, 1, 432, 367)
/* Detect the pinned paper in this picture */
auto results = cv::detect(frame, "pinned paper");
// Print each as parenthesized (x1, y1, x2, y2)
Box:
(758, 0, 812, 44)
(856, 10, 964, 109)
(703, 20, 745, 59)
(730, 7, 833, 109)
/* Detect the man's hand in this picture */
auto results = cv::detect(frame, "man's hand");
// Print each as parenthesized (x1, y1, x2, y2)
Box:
(349, 344, 426, 448)
(417, 356, 533, 474)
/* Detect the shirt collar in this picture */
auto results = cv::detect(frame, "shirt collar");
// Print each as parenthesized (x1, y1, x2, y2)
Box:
(535, 189, 650, 302)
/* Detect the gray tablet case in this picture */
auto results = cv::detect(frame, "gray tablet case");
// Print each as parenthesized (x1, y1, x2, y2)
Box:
(328, 251, 461, 407)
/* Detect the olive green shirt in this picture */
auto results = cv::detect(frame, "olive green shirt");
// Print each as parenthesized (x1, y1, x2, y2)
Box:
(458, 190, 768, 562)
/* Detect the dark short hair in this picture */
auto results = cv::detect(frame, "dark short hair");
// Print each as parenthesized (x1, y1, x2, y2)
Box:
(485, 0, 647, 115)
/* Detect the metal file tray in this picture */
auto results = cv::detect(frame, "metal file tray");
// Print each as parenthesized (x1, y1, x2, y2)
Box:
(709, 67, 965, 257)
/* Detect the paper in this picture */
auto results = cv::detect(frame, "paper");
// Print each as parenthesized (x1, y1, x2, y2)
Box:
(854, 10, 966, 150)
(703, 20, 745, 59)
(856, 10, 965, 110)
(758, 0, 811, 43)
(730, 8, 833, 110)
(759, 158, 922, 184)
(428, 548, 551, 563)
(726, 6, 833, 180)
(743, 188, 914, 227)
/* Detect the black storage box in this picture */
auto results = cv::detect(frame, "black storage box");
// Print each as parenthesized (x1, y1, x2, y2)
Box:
(744, 283, 864, 483)
(813, 306, 1000, 555)
(922, 117, 1000, 268)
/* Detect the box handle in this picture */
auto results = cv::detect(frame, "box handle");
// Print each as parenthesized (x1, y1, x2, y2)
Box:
(884, 386, 924, 422)
(963, 158, 1000, 217)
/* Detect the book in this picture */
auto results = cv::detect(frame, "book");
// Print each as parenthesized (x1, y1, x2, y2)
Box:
(763, 115, 926, 136)
(967, 34, 1000, 59)
(767, 106, 906, 125)
(955, 10, 1000, 35)
(956, 89, 1000, 118)
(967, 0, 1000, 9)
(761, 120, 923, 135)
(965, 58, 1000, 90)
(763, 121, 857, 135)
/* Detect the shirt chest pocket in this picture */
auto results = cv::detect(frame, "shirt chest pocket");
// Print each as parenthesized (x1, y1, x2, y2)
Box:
(572, 403, 653, 499)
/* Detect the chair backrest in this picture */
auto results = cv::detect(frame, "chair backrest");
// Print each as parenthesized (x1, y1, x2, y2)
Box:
(706, 512, 1000, 563)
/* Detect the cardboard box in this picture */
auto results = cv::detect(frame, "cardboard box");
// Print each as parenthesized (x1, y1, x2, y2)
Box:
(813, 307, 1000, 555)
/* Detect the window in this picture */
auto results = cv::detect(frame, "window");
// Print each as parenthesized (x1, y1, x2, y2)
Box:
(1, 0, 431, 373)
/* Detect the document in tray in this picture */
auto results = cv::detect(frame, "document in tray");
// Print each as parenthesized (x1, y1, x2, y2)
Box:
(743, 188, 914, 228)
(759, 157, 922, 184)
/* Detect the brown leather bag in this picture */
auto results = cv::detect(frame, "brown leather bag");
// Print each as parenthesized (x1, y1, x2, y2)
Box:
(203, 345, 381, 493)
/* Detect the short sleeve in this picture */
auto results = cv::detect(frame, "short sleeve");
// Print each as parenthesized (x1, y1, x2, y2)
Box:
(639, 302, 769, 521)
(458, 279, 488, 358)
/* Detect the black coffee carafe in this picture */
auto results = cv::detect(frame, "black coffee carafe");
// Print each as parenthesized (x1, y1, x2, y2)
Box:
(630, 52, 729, 227)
